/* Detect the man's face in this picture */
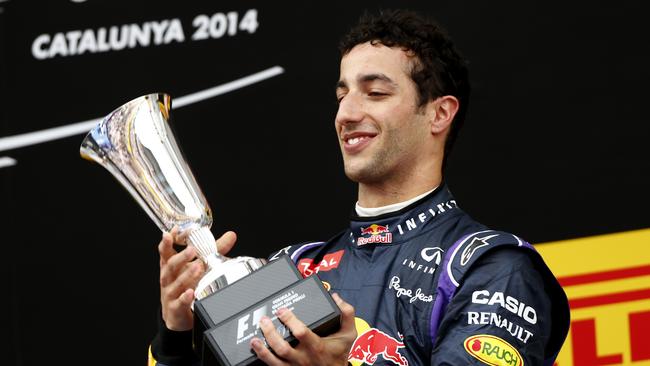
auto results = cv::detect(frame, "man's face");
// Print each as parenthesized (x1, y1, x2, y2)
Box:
(335, 42, 433, 185)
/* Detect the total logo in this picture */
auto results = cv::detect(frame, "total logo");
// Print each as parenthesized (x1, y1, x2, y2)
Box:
(464, 334, 523, 366)
(358, 224, 393, 246)
(348, 318, 409, 366)
(296, 250, 344, 277)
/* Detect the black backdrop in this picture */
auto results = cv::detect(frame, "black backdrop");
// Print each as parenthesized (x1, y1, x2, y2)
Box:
(1, 1, 649, 364)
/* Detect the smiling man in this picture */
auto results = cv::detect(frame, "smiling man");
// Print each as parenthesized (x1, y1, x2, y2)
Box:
(149, 9, 570, 366)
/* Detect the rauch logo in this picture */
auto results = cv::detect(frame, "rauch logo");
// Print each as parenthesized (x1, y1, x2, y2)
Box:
(464, 334, 523, 366)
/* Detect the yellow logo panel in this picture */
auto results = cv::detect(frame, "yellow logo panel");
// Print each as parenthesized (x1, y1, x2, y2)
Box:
(535, 228, 650, 365)
(464, 334, 523, 366)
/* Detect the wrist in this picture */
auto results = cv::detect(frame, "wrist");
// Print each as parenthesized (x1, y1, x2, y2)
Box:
(151, 308, 199, 365)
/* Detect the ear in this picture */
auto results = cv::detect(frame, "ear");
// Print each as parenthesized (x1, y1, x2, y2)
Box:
(428, 95, 459, 135)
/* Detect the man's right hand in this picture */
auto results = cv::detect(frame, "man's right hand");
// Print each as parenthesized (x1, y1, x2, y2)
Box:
(158, 229, 237, 331)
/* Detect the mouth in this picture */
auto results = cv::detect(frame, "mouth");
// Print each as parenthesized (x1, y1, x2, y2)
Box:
(342, 132, 377, 153)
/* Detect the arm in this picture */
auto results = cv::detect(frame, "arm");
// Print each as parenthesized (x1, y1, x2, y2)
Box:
(431, 247, 552, 366)
(149, 229, 237, 366)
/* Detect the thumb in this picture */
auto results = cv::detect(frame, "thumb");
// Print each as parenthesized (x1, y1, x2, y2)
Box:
(216, 231, 237, 256)
(332, 293, 356, 333)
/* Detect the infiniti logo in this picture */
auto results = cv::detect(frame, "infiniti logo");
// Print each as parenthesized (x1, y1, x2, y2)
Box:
(420, 247, 444, 264)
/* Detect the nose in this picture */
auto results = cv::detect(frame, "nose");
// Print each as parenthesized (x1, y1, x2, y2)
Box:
(335, 93, 364, 127)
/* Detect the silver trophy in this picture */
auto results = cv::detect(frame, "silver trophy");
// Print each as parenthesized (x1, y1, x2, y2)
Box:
(80, 93, 265, 300)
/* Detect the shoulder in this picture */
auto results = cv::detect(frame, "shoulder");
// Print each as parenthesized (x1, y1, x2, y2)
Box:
(266, 241, 327, 262)
(439, 230, 571, 360)
(443, 230, 532, 287)
(266, 230, 347, 263)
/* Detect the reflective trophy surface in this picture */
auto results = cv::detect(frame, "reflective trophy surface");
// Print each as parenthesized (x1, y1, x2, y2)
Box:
(80, 93, 265, 300)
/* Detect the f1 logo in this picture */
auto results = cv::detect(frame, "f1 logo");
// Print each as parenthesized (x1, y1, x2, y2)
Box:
(237, 305, 268, 339)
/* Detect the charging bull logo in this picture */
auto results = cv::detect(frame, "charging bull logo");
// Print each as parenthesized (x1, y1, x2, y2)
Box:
(358, 224, 393, 245)
(348, 328, 408, 366)
(464, 334, 523, 366)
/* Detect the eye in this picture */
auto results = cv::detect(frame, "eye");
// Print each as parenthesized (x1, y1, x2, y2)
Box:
(368, 91, 388, 97)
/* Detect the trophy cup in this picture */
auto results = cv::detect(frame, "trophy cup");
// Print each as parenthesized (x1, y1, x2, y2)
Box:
(80, 93, 341, 365)
(79, 93, 265, 299)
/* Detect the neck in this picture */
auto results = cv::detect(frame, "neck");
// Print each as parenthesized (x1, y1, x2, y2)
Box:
(357, 166, 442, 208)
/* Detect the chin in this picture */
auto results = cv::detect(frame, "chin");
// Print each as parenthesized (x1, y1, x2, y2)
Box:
(344, 163, 382, 184)
(343, 162, 364, 182)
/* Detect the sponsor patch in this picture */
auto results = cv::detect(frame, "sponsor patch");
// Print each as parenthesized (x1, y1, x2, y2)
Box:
(322, 281, 331, 291)
(269, 245, 291, 261)
(461, 234, 499, 266)
(395, 199, 458, 235)
(349, 327, 409, 366)
(297, 250, 344, 276)
(464, 334, 523, 366)
(358, 224, 393, 245)
(388, 276, 433, 303)
(471, 290, 537, 324)
(421, 247, 444, 263)
(467, 312, 534, 344)
(400, 247, 443, 275)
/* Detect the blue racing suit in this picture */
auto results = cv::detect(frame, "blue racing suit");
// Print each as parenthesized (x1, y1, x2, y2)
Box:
(150, 184, 570, 366)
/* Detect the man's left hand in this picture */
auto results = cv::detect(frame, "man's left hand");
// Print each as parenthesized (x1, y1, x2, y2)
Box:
(250, 293, 356, 366)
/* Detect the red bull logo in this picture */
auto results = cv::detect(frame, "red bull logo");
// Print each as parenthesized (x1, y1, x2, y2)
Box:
(348, 328, 408, 366)
(358, 224, 393, 246)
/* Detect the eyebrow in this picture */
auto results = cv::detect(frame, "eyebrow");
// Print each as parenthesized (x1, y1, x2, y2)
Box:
(335, 73, 398, 91)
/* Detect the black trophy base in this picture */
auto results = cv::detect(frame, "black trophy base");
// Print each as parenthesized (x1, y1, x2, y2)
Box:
(202, 275, 341, 366)
(193, 255, 304, 357)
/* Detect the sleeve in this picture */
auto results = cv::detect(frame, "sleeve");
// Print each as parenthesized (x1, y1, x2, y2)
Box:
(148, 309, 200, 366)
(431, 247, 552, 366)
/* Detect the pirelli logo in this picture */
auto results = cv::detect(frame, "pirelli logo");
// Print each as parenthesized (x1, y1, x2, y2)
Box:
(536, 228, 650, 366)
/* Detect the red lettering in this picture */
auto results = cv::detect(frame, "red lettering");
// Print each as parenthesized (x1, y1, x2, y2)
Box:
(630, 310, 650, 361)
(296, 250, 344, 277)
(297, 259, 315, 277)
(571, 319, 622, 366)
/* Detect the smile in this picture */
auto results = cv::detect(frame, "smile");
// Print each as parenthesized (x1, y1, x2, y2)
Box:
(342, 132, 376, 154)
(347, 136, 370, 145)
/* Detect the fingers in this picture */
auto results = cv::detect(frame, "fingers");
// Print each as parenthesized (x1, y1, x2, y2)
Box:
(161, 229, 236, 260)
(174, 227, 191, 245)
(162, 287, 195, 331)
(160, 245, 198, 287)
(277, 308, 320, 346)
(158, 232, 176, 266)
(251, 301, 353, 366)
(216, 231, 237, 256)
(158, 227, 187, 265)
(258, 315, 297, 362)
(178, 288, 195, 307)
(250, 337, 286, 366)
(162, 260, 203, 300)
(332, 293, 357, 339)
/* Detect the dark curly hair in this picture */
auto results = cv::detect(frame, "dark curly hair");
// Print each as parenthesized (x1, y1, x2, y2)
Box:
(339, 9, 470, 171)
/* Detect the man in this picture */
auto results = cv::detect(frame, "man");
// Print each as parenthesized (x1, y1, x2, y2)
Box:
(149, 9, 570, 366)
